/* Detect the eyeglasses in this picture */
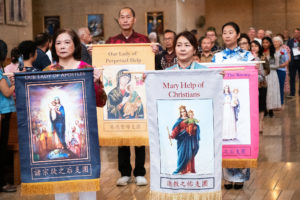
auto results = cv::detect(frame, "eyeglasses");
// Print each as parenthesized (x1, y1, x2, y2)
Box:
(239, 42, 249, 46)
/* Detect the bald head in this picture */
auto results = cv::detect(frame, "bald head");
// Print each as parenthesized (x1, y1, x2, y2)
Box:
(78, 27, 92, 44)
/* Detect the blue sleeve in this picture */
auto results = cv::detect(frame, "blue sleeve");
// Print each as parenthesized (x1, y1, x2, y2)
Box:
(211, 55, 216, 62)
(283, 49, 289, 62)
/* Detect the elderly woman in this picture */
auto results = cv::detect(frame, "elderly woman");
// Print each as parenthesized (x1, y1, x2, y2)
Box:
(273, 36, 290, 105)
(44, 28, 106, 200)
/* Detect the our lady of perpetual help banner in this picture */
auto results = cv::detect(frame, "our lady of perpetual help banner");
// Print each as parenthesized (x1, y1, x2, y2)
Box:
(92, 43, 154, 146)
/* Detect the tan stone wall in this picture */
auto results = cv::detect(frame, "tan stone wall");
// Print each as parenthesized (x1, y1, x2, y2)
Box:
(32, 0, 179, 41)
(205, 0, 253, 36)
(0, 0, 33, 53)
(253, 0, 286, 34)
(205, 0, 300, 39)
(176, 0, 205, 34)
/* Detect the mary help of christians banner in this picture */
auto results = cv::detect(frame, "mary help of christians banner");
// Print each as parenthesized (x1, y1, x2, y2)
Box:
(145, 69, 223, 200)
(15, 69, 100, 195)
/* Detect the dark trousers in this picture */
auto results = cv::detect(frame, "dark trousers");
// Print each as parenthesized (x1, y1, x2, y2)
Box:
(289, 59, 300, 96)
(259, 87, 267, 112)
(0, 113, 12, 186)
(276, 70, 286, 104)
(118, 146, 146, 177)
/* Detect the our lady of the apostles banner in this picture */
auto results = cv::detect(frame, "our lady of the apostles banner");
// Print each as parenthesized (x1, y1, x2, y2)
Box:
(15, 69, 100, 195)
(145, 69, 223, 200)
(207, 64, 259, 168)
(92, 44, 154, 146)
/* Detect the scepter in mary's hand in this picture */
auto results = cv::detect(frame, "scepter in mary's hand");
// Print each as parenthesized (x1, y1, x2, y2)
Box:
(166, 126, 172, 146)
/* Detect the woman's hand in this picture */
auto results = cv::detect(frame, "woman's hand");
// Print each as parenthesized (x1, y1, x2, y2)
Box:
(150, 43, 159, 54)
(255, 63, 260, 70)
(219, 71, 225, 77)
(7, 74, 15, 85)
(93, 68, 102, 83)
(142, 73, 147, 82)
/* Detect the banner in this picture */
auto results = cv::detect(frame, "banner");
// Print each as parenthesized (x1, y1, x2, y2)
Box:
(15, 69, 100, 195)
(221, 67, 259, 168)
(92, 44, 154, 146)
(145, 69, 223, 200)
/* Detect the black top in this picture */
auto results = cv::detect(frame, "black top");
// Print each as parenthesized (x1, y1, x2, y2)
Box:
(32, 48, 51, 71)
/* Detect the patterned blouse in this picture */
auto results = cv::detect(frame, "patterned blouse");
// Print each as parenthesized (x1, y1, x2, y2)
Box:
(166, 62, 207, 70)
(106, 31, 150, 44)
(43, 61, 107, 107)
(212, 46, 254, 63)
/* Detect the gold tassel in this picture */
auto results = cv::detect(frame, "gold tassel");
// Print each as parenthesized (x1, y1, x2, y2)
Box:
(149, 191, 222, 200)
(21, 178, 100, 196)
(222, 159, 257, 168)
(99, 135, 149, 146)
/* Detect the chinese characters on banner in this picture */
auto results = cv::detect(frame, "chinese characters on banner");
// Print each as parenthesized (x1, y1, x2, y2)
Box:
(15, 69, 100, 195)
(145, 69, 223, 200)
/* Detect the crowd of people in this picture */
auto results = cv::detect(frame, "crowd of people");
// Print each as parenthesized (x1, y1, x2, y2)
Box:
(0, 6, 299, 199)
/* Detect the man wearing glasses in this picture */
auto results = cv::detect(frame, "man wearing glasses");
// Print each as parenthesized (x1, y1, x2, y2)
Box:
(155, 29, 177, 70)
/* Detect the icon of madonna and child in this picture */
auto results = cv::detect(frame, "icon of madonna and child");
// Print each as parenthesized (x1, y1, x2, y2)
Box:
(106, 69, 144, 119)
(29, 85, 88, 162)
(223, 85, 240, 141)
(167, 105, 201, 175)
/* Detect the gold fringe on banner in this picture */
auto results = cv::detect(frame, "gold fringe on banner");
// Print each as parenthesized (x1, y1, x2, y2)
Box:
(21, 178, 100, 196)
(99, 134, 149, 146)
(222, 159, 257, 168)
(149, 190, 222, 200)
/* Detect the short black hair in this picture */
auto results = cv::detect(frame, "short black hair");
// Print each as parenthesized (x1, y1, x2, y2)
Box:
(206, 26, 217, 36)
(51, 29, 82, 62)
(174, 31, 198, 54)
(0, 40, 7, 63)
(18, 40, 37, 60)
(119, 7, 135, 17)
(191, 29, 198, 35)
(222, 22, 240, 35)
(10, 47, 20, 64)
(164, 29, 176, 37)
(238, 33, 251, 46)
(34, 32, 50, 47)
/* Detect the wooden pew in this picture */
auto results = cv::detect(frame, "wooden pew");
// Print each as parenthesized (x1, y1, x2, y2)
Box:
(7, 112, 21, 185)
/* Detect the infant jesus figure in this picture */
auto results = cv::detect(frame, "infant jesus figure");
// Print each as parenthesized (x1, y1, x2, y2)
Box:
(184, 110, 199, 136)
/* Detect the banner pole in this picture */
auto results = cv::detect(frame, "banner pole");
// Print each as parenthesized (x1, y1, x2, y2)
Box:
(123, 67, 247, 74)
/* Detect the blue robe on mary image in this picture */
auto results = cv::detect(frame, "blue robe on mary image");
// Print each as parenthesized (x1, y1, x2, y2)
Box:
(50, 105, 66, 148)
(172, 118, 200, 174)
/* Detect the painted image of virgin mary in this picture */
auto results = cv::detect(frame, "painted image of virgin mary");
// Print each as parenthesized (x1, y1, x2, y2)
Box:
(169, 105, 200, 174)
(222, 85, 240, 140)
(49, 97, 67, 149)
(107, 69, 144, 119)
